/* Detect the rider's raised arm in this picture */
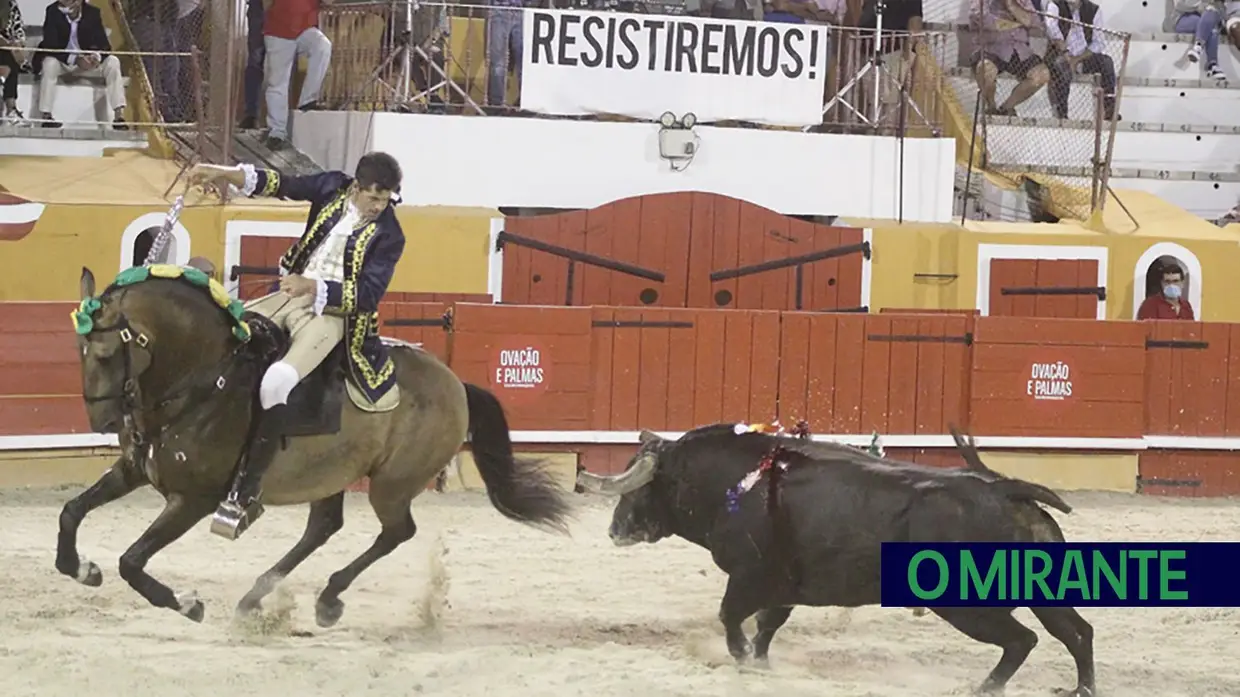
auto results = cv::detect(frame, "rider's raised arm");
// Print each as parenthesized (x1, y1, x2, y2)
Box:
(233, 164, 350, 202)
(321, 224, 405, 317)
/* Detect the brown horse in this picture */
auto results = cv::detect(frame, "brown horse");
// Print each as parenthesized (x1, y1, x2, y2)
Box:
(58, 266, 574, 625)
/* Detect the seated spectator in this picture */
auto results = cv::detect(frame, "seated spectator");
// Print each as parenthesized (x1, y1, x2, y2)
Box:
(34, 0, 127, 129)
(1136, 261, 1195, 320)
(764, 0, 809, 22)
(1044, 0, 1116, 120)
(1224, 1, 1240, 62)
(0, 0, 29, 124)
(240, 0, 265, 129)
(262, 0, 331, 150)
(685, 0, 763, 19)
(486, 0, 526, 109)
(969, 0, 1050, 117)
(1173, 0, 1226, 82)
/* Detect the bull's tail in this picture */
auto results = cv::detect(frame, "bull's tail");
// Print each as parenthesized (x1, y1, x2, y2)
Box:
(464, 382, 574, 535)
(992, 479, 1073, 515)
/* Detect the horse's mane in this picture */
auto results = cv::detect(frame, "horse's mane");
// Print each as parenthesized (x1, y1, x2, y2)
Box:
(88, 265, 253, 343)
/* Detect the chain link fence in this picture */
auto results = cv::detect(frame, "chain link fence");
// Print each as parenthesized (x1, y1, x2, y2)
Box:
(312, 1, 947, 136)
(923, 0, 1130, 221)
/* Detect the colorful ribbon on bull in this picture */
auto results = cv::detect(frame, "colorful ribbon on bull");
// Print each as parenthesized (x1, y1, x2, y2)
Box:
(725, 419, 812, 515)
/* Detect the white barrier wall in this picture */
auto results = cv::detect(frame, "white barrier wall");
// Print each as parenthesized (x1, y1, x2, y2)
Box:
(294, 111, 958, 223)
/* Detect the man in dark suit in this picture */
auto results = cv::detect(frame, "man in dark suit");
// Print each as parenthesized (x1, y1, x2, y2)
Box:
(187, 152, 407, 540)
(35, 0, 127, 129)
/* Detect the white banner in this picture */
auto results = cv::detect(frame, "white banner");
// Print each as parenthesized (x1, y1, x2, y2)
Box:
(519, 9, 830, 128)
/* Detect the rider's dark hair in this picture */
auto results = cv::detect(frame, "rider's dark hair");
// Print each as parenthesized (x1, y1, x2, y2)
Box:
(354, 151, 402, 193)
(1161, 261, 1184, 279)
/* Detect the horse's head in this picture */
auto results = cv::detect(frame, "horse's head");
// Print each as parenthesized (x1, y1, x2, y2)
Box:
(74, 266, 235, 433)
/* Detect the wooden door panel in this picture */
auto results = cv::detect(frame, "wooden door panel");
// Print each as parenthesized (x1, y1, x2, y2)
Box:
(989, 258, 1100, 319)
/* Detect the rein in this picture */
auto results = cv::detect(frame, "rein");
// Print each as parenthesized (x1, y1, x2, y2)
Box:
(81, 291, 247, 448)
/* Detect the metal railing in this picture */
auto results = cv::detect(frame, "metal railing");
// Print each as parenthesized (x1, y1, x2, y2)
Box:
(933, 2, 1131, 222)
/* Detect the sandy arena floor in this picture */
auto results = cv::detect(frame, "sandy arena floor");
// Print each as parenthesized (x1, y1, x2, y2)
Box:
(0, 482, 1238, 697)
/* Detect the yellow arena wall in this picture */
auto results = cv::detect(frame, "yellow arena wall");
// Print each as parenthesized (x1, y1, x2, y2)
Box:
(0, 154, 500, 302)
(863, 213, 1240, 321)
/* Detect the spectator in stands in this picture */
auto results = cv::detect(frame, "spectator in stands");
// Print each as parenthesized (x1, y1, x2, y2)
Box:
(1044, 0, 1116, 120)
(1137, 261, 1196, 320)
(262, 0, 332, 149)
(34, 0, 128, 129)
(686, 0, 762, 18)
(0, 0, 29, 124)
(969, 0, 1050, 117)
(240, 0, 265, 129)
(486, 0, 525, 109)
(1173, 0, 1227, 82)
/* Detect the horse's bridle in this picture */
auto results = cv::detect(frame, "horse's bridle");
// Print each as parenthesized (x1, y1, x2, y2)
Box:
(82, 303, 246, 446)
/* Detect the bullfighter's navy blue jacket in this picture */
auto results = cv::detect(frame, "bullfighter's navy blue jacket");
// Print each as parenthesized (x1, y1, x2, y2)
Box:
(246, 167, 405, 404)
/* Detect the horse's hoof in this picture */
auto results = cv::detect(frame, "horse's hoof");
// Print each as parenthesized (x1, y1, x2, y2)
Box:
(235, 596, 262, 616)
(77, 560, 102, 587)
(1053, 688, 1095, 697)
(749, 656, 771, 670)
(315, 597, 344, 628)
(177, 591, 205, 623)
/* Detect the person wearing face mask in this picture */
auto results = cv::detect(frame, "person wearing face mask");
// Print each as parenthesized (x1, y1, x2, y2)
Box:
(1137, 261, 1196, 320)
(186, 152, 406, 540)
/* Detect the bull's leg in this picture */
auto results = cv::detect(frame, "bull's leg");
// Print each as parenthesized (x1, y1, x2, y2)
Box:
(118, 494, 216, 622)
(314, 490, 417, 629)
(931, 607, 1038, 694)
(236, 493, 345, 616)
(751, 606, 794, 667)
(718, 574, 767, 661)
(1031, 607, 1096, 697)
(56, 458, 147, 587)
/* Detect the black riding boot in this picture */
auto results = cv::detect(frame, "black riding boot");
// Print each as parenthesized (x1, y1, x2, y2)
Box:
(210, 404, 288, 540)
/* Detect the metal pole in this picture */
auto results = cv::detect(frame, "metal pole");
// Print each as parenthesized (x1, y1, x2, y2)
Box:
(871, 0, 885, 124)
(961, 88, 983, 225)
(401, 0, 415, 102)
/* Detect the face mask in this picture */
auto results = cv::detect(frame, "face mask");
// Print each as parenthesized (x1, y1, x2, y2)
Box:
(1163, 284, 1182, 300)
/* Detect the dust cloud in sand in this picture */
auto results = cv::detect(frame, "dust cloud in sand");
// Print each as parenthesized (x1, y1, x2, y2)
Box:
(1, 483, 1239, 697)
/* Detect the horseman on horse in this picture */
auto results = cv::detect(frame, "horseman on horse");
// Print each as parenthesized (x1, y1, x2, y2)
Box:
(188, 152, 406, 540)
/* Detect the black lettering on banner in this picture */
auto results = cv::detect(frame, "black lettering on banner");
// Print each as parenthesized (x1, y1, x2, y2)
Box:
(531, 13, 555, 65)
(617, 18, 640, 69)
(525, 9, 821, 80)
(557, 14, 581, 66)
(723, 25, 754, 76)
(700, 23, 722, 75)
(581, 15, 606, 67)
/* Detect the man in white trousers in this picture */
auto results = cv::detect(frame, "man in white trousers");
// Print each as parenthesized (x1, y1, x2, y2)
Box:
(261, 0, 332, 149)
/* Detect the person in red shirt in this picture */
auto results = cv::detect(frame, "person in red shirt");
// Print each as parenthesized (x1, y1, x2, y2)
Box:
(261, 0, 333, 149)
(1136, 261, 1195, 320)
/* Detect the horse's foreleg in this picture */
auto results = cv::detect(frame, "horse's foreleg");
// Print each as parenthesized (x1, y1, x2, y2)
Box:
(56, 458, 147, 587)
(117, 494, 215, 622)
(236, 493, 345, 616)
(314, 490, 417, 629)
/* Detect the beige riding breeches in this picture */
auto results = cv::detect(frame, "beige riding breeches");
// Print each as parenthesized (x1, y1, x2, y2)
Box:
(245, 291, 345, 382)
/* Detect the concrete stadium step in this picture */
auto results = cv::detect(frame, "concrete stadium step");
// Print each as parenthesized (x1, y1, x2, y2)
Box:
(0, 125, 147, 157)
(982, 115, 1240, 170)
(950, 74, 1240, 127)
(1123, 33, 1240, 82)
(14, 74, 131, 130)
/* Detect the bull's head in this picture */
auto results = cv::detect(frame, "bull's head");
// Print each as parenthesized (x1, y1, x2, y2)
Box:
(576, 429, 674, 546)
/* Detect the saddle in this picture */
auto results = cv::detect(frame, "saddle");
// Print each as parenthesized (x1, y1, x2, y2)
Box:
(241, 312, 402, 439)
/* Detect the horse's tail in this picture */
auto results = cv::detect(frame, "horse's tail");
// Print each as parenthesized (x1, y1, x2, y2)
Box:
(463, 382, 574, 535)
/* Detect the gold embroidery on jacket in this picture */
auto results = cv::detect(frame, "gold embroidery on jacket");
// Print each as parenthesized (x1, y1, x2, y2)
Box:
(282, 192, 348, 271)
(260, 170, 280, 197)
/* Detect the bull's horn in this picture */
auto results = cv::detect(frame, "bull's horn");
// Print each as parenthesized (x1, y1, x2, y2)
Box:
(638, 429, 664, 445)
(576, 453, 657, 496)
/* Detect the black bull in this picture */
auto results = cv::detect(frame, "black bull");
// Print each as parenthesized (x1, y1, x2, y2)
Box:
(577, 425, 1095, 697)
